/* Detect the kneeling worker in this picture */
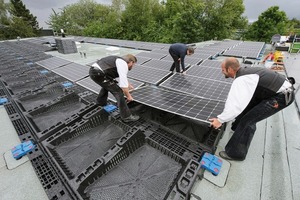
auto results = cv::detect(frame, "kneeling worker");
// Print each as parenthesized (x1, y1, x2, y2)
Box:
(89, 54, 139, 122)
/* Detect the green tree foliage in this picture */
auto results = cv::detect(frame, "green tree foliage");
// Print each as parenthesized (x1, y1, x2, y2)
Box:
(10, 0, 40, 35)
(245, 6, 289, 42)
(47, 0, 111, 36)
(47, 0, 248, 43)
(199, 0, 247, 41)
(0, 0, 39, 39)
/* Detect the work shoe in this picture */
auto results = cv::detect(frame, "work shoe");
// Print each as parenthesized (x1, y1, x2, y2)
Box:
(122, 115, 140, 123)
(219, 151, 244, 161)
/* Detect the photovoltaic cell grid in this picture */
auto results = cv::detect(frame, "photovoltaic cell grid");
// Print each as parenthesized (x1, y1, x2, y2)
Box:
(222, 41, 265, 59)
(76, 77, 144, 102)
(128, 65, 171, 85)
(160, 73, 230, 101)
(190, 53, 212, 60)
(187, 65, 232, 83)
(135, 51, 167, 60)
(132, 86, 225, 123)
(136, 56, 151, 65)
(199, 60, 222, 68)
(52, 63, 89, 82)
(141, 59, 173, 71)
(36, 57, 72, 70)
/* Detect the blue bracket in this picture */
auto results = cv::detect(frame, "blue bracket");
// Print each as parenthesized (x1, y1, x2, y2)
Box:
(103, 104, 117, 113)
(62, 81, 73, 88)
(0, 98, 8, 105)
(200, 152, 223, 176)
(40, 69, 49, 74)
(11, 140, 36, 160)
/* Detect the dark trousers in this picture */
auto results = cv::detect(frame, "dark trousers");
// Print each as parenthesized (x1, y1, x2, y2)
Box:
(89, 68, 131, 119)
(225, 92, 295, 160)
(169, 49, 180, 72)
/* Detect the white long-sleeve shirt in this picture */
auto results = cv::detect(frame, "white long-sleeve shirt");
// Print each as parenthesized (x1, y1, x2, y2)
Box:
(115, 58, 129, 88)
(217, 74, 259, 123)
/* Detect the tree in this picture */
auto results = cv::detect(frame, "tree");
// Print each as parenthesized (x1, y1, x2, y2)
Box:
(0, 0, 10, 39)
(10, 0, 40, 35)
(245, 6, 289, 42)
(47, 0, 111, 36)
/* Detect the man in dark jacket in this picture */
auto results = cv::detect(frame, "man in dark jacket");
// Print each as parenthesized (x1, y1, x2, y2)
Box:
(210, 57, 294, 161)
(169, 43, 194, 74)
(89, 54, 139, 122)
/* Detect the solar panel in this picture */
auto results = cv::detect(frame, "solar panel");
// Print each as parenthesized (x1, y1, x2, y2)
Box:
(128, 65, 172, 84)
(135, 51, 167, 60)
(141, 59, 173, 71)
(36, 57, 72, 70)
(136, 56, 151, 65)
(199, 60, 222, 68)
(160, 73, 230, 101)
(222, 41, 265, 59)
(186, 65, 232, 83)
(132, 86, 225, 123)
(52, 63, 89, 82)
(190, 53, 212, 60)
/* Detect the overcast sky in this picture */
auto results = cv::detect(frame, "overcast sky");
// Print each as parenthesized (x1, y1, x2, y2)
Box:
(22, 0, 300, 29)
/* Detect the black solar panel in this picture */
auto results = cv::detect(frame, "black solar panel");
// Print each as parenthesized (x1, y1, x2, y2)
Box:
(36, 57, 72, 70)
(161, 55, 202, 66)
(199, 60, 222, 68)
(52, 63, 89, 82)
(136, 56, 151, 65)
(187, 65, 232, 83)
(128, 65, 171, 84)
(141, 59, 173, 71)
(160, 73, 230, 101)
(135, 51, 167, 60)
(132, 86, 225, 123)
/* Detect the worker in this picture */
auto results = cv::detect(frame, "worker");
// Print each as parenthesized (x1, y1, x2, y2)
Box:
(89, 54, 140, 123)
(209, 57, 294, 161)
(169, 43, 194, 74)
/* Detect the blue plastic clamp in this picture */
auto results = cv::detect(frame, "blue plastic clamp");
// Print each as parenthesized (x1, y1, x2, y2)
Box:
(11, 140, 36, 160)
(200, 152, 223, 176)
(0, 98, 8, 105)
(103, 104, 117, 113)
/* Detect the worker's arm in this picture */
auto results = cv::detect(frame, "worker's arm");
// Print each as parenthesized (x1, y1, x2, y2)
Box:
(121, 87, 133, 102)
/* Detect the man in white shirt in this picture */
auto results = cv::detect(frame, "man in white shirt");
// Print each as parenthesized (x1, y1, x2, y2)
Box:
(210, 57, 294, 161)
(89, 54, 139, 122)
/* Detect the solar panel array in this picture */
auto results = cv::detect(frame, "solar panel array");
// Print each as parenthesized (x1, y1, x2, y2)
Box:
(222, 41, 265, 59)
(31, 39, 263, 124)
